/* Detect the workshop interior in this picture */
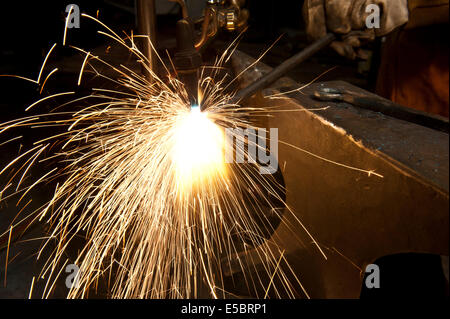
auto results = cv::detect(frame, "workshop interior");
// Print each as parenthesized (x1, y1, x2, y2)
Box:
(0, 0, 448, 300)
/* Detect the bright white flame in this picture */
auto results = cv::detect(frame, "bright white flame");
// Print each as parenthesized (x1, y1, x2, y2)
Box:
(171, 106, 226, 189)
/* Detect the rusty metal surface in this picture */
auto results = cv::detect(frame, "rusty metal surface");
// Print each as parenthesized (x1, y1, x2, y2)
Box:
(230, 50, 449, 298)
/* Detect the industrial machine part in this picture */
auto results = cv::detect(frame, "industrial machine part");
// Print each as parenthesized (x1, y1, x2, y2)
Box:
(314, 86, 449, 133)
(195, 0, 249, 50)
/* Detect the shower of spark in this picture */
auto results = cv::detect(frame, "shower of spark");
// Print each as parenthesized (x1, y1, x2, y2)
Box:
(0, 13, 382, 299)
(171, 105, 227, 191)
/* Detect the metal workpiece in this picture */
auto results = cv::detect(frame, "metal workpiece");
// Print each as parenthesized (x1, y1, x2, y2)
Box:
(230, 50, 449, 298)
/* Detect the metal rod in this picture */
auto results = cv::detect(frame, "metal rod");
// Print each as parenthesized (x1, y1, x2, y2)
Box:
(232, 33, 336, 103)
(315, 87, 449, 133)
(137, 0, 157, 80)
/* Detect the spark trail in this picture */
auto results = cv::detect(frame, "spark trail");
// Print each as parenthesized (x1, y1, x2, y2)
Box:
(0, 13, 382, 299)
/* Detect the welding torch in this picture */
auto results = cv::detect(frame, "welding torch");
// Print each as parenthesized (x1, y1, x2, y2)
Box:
(171, 0, 249, 108)
(174, 18, 202, 107)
